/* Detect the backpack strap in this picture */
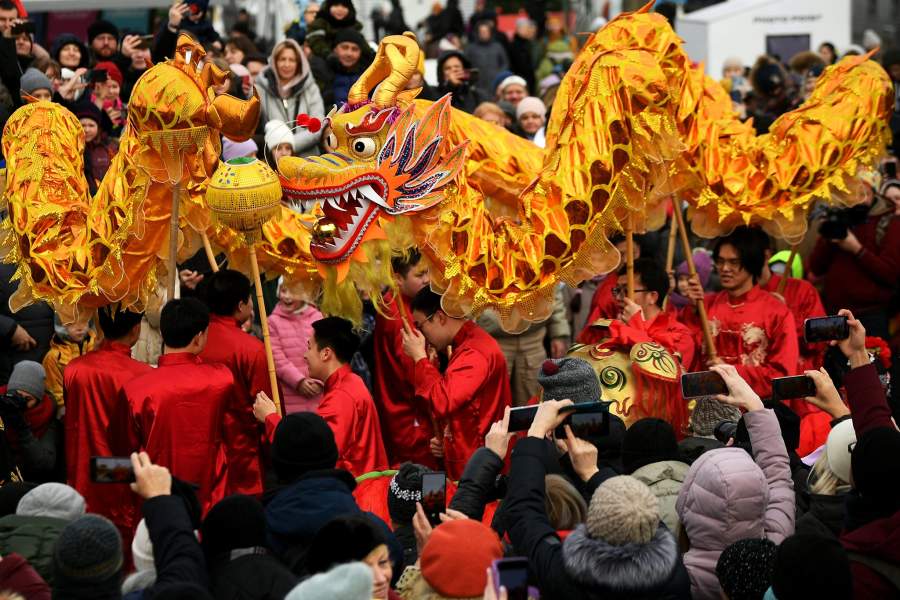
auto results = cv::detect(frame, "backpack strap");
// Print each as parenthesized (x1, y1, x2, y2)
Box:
(847, 551, 900, 590)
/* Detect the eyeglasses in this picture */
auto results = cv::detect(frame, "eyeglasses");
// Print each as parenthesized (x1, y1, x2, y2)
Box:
(413, 311, 437, 329)
(611, 286, 648, 298)
(714, 258, 742, 269)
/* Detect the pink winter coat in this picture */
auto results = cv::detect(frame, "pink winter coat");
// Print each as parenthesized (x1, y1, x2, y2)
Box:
(675, 408, 795, 600)
(268, 302, 323, 413)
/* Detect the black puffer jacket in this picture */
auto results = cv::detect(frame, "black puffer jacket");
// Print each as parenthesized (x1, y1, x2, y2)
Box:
(449, 447, 505, 522)
(208, 551, 297, 600)
(0, 264, 54, 385)
(795, 492, 848, 539)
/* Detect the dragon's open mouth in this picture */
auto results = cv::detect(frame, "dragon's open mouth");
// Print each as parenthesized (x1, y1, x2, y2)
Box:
(282, 175, 388, 263)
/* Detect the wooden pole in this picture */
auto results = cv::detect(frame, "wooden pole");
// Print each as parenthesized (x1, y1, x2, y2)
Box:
(166, 186, 181, 301)
(775, 244, 799, 295)
(625, 214, 635, 300)
(201, 232, 220, 273)
(249, 246, 282, 416)
(662, 204, 679, 310)
(672, 205, 718, 361)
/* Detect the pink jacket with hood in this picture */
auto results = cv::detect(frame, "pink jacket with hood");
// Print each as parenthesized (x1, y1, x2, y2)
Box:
(675, 408, 795, 600)
(268, 301, 323, 413)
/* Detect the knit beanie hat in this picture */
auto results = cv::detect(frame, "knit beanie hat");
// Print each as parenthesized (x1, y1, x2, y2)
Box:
(20, 67, 52, 96)
(420, 519, 503, 597)
(538, 358, 601, 404)
(332, 27, 367, 50)
(53, 514, 123, 592)
(622, 418, 680, 474)
(87, 19, 119, 44)
(222, 137, 259, 161)
(305, 515, 387, 575)
(771, 534, 851, 600)
(201, 494, 268, 560)
(285, 562, 373, 600)
(0, 481, 36, 517)
(516, 96, 546, 120)
(17, 483, 86, 521)
(92, 61, 124, 87)
(131, 519, 155, 572)
(388, 462, 428, 525)
(7, 360, 45, 400)
(586, 475, 658, 546)
(689, 397, 742, 436)
(264, 120, 294, 152)
(824, 418, 856, 484)
(497, 74, 527, 95)
(851, 426, 900, 514)
(272, 412, 339, 482)
(716, 538, 777, 600)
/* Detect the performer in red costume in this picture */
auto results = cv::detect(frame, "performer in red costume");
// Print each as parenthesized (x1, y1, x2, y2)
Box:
(373, 250, 438, 469)
(582, 258, 697, 369)
(682, 227, 800, 398)
(119, 298, 232, 514)
(198, 269, 271, 497)
(64, 307, 150, 539)
(578, 235, 638, 342)
(256, 316, 389, 477)
(402, 288, 512, 480)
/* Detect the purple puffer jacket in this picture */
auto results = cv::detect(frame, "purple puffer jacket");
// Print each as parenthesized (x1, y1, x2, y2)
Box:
(268, 302, 323, 413)
(675, 408, 795, 600)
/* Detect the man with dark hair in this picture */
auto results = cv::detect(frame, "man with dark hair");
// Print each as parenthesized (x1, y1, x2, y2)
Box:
(199, 269, 271, 498)
(87, 19, 119, 62)
(373, 250, 437, 469)
(682, 226, 799, 397)
(63, 306, 150, 539)
(256, 316, 387, 476)
(583, 258, 697, 369)
(120, 298, 233, 513)
(577, 234, 641, 342)
(401, 288, 511, 480)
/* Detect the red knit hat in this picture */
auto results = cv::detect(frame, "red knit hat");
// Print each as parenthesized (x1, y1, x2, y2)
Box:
(420, 520, 503, 597)
(92, 61, 123, 87)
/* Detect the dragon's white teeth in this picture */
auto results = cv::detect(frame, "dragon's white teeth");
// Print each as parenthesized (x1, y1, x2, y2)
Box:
(326, 196, 346, 212)
(358, 184, 382, 205)
(341, 191, 350, 204)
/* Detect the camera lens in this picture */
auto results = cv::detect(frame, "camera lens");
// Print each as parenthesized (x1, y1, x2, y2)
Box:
(714, 420, 738, 444)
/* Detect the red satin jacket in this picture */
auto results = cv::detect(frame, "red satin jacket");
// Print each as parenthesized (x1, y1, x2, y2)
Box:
(199, 314, 271, 497)
(63, 341, 152, 533)
(317, 364, 389, 477)
(577, 275, 618, 343)
(413, 321, 511, 480)
(760, 274, 827, 373)
(603, 311, 698, 370)
(680, 286, 800, 398)
(373, 291, 437, 469)
(119, 352, 232, 514)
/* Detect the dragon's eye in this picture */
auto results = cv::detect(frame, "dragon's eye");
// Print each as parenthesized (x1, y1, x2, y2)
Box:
(350, 136, 377, 159)
(323, 130, 338, 152)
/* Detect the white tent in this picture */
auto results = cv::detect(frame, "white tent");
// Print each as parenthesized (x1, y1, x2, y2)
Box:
(676, 0, 851, 78)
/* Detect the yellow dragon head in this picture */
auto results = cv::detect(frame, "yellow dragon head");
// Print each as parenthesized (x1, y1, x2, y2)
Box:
(278, 33, 466, 315)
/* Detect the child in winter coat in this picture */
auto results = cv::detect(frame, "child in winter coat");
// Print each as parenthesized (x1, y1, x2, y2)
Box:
(42, 317, 96, 410)
(268, 279, 324, 413)
(306, 0, 365, 61)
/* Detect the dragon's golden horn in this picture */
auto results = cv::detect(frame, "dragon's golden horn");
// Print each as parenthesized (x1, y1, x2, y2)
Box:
(174, 32, 204, 66)
(209, 88, 261, 142)
(348, 32, 421, 108)
(201, 59, 230, 90)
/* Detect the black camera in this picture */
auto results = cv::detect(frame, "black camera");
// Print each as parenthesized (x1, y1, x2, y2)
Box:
(714, 420, 738, 444)
(818, 204, 869, 240)
(0, 392, 27, 415)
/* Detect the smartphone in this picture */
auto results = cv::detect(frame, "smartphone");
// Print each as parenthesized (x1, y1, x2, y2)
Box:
(492, 557, 529, 600)
(421, 472, 446, 527)
(554, 402, 611, 439)
(11, 21, 35, 36)
(137, 34, 154, 50)
(772, 375, 816, 400)
(681, 370, 728, 399)
(804, 315, 849, 343)
(90, 456, 135, 483)
(86, 68, 109, 84)
(508, 402, 581, 433)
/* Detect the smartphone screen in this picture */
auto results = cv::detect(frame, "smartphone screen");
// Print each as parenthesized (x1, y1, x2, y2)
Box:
(90, 456, 135, 483)
(804, 316, 849, 343)
(421, 472, 446, 527)
(772, 375, 816, 400)
(554, 406, 610, 439)
(508, 405, 539, 432)
(681, 371, 729, 399)
(493, 557, 529, 600)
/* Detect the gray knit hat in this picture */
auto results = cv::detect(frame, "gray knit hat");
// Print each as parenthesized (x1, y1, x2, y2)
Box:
(53, 514, 123, 587)
(538, 358, 601, 404)
(17, 483, 86, 521)
(20, 67, 52, 96)
(586, 475, 659, 546)
(285, 561, 373, 600)
(689, 397, 742, 437)
(7, 360, 46, 401)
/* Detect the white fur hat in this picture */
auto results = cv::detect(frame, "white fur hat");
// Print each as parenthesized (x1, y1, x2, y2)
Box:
(264, 120, 294, 152)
